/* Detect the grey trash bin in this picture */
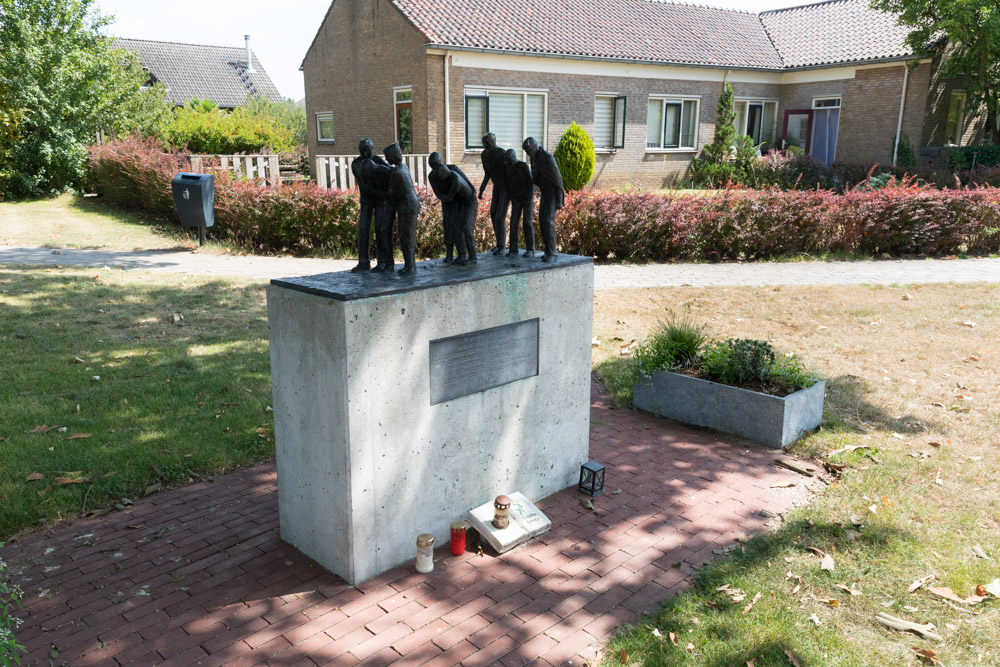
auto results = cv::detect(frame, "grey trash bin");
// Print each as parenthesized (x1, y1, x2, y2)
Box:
(171, 172, 214, 244)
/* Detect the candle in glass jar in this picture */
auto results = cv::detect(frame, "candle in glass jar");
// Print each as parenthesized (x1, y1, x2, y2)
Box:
(450, 521, 467, 556)
(416, 533, 434, 573)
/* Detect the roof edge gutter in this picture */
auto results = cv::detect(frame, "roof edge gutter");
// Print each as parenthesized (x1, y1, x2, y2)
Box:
(426, 44, 923, 73)
(424, 43, 781, 72)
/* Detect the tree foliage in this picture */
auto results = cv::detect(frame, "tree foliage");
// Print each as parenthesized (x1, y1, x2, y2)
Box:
(871, 0, 1000, 144)
(701, 81, 737, 164)
(553, 121, 596, 191)
(0, 0, 173, 199)
(162, 98, 299, 154)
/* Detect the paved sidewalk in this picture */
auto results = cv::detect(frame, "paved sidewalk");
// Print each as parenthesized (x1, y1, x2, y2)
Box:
(4, 380, 813, 666)
(1, 244, 998, 287)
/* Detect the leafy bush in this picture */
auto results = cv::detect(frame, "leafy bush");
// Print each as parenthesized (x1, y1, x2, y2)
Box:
(700, 338, 776, 386)
(633, 316, 707, 378)
(769, 353, 816, 393)
(554, 122, 596, 191)
(892, 134, 917, 168)
(1, 548, 25, 664)
(0, 0, 174, 199)
(88, 138, 1000, 260)
(163, 99, 297, 154)
(947, 144, 1000, 170)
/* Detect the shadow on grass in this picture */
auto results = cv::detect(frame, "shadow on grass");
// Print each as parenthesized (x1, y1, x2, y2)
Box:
(603, 516, 916, 666)
(0, 268, 273, 540)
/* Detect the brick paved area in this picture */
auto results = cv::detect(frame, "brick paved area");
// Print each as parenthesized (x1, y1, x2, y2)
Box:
(3, 380, 813, 666)
(2, 244, 998, 287)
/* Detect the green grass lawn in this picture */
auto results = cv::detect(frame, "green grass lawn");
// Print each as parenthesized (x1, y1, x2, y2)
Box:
(0, 267, 273, 538)
(592, 284, 1000, 666)
(1, 194, 240, 255)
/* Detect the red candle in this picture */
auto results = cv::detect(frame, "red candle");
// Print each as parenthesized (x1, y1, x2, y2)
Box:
(450, 521, 467, 556)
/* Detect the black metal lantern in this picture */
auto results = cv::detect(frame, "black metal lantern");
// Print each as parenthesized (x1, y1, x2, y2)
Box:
(578, 461, 605, 497)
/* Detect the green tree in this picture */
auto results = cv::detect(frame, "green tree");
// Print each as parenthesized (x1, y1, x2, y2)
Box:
(242, 96, 308, 146)
(871, 0, 1000, 144)
(0, 0, 171, 199)
(702, 81, 737, 163)
(553, 122, 596, 191)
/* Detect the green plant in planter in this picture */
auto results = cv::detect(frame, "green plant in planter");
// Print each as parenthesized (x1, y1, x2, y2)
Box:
(700, 338, 775, 386)
(769, 352, 817, 392)
(633, 316, 707, 378)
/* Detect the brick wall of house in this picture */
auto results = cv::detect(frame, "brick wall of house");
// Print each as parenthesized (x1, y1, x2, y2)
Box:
(302, 0, 429, 167)
(922, 60, 986, 157)
(439, 65, 781, 190)
(776, 62, 931, 166)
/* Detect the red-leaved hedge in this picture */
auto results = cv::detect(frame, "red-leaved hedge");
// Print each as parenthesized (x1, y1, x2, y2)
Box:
(88, 138, 1000, 260)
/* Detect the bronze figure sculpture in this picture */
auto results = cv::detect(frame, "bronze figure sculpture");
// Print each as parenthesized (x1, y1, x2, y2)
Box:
(350, 138, 389, 272)
(384, 143, 421, 275)
(478, 133, 510, 256)
(351, 137, 385, 273)
(522, 137, 564, 262)
(363, 158, 395, 272)
(504, 148, 535, 257)
(428, 152, 478, 266)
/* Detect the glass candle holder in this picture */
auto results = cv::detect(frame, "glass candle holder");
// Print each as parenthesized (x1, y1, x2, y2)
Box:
(416, 533, 434, 573)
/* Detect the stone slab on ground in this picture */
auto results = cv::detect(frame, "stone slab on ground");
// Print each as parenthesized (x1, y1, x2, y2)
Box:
(468, 491, 551, 553)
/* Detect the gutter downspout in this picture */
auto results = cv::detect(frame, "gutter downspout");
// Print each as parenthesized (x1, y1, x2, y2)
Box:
(892, 63, 910, 166)
(444, 53, 451, 163)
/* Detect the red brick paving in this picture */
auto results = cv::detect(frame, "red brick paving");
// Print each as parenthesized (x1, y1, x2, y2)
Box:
(3, 378, 811, 665)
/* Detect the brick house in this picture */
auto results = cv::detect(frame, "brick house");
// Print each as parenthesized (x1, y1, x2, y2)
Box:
(301, 0, 983, 189)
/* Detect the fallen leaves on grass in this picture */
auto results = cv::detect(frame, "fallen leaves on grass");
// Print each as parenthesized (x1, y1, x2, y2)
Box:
(984, 579, 1000, 598)
(913, 648, 944, 666)
(29, 425, 60, 434)
(24, 472, 43, 481)
(63, 433, 91, 440)
(834, 583, 862, 596)
(742, 592, 762, 614)
(37, 485, 51, 496)
(971, 545, 990, 560)
(827, 444, 870, 457)
(927, 586, 985, 605)
(668, 631, 678, 646)
(55, 477, 84, 485)
(909, 575, 935, 593)
(808, 613, 821, 626)
(784, 649, 802, 666)
(618, 648, 628, 664)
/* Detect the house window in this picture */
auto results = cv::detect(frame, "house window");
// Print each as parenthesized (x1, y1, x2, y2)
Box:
(316, 112, 334, 143)
(594, 95, 627, 150)
(810, 97, 841, 165)
(646, 97, 698, 150)
(464, 88, 547, 151)
(394, 87, 412, 153)
(946, 92, 966, 146)
(734, 100, 778, 146)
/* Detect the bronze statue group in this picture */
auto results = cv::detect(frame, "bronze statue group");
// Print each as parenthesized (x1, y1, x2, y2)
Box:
(350, 133, 565, 276)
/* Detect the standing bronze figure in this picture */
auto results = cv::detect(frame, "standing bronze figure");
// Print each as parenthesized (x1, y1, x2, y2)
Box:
(428, 152, 478, 266)
(504, 148, 535, 257)
(522, 137, 564, 262)
(384, 143, 421, 275)
(350, 138, 389, 272)
(478, 133, 510, 255)
(363, 158, 395, 272)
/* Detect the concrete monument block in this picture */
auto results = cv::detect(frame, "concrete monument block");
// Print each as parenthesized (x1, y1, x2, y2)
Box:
(267, 254, 594, 584)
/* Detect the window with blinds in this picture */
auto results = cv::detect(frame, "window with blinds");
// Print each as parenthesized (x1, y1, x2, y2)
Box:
(646, 97, 699, 150)
(464, 89, 548, 151)
(595, 96, 627, 149)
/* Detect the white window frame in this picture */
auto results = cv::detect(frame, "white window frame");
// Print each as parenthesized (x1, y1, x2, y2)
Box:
(945, 91, 967, 146)
(733, 97, 779, 144)
(646, 95, 700, 153)
(463, 86, 549, 154)
(594, 93, 627, 152)
(315, 111, 334, 143)
(392, 85, 413, 148)
(812, 96, 842, 109)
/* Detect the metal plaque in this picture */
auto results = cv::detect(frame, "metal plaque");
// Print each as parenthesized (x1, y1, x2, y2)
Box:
(429, 319, 539, 405)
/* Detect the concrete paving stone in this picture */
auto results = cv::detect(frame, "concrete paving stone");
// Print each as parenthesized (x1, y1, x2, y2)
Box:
(3, 379, 811, 665)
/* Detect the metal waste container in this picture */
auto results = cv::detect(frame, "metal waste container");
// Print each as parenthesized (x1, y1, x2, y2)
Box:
(171, 172, 214, 244)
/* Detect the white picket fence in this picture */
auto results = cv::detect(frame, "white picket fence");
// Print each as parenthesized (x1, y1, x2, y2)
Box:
(189, 154, 281, 186)
(315, 154, 431, 190)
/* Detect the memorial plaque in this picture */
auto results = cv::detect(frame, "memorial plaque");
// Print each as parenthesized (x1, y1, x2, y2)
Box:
(429, 319, 539, 405)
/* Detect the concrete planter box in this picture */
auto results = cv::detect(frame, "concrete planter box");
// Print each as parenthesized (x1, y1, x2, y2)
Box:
(633, 371, 825, 449)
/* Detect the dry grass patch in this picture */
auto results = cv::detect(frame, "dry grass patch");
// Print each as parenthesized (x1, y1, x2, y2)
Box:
(594, 283, 1000, 666)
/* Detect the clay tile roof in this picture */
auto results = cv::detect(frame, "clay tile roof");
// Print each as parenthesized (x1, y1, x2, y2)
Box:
(388, 0, 916, 70)
(759, 0, 914, 68)
(117, 38, 283, 108)
(389, 0, 786, 69)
